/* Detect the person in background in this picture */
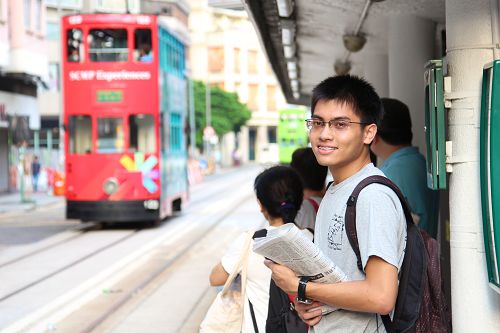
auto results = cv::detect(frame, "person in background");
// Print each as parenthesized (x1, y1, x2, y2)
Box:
(209, 165, 304, 333)
(290, 147, 327, 230)
(31, 156, 41, 192)
(138, 44, 153, 62)
(370, 98, 439, 238)
(265, 75, 407, 332)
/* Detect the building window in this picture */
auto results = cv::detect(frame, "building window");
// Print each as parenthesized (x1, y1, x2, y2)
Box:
(248, 84, 259, 111)
(267, 85, 277, 111)
(248, 50, 258, 74)
(67, 28, 83, 62)
(46, 21, 60, 40)
(47, 63, 60, 91)
(24, 0, 31, 29)
(134, 28, 153, 62)
(268, 127, 277, 144)
(129, 114, 155, 153)
(208, 47, 224, 73)
(89, 29, 128, 62)
(34, 0, 42, 31)
(69, 115, 92, 154)
(211, 82, 225, 90)
(97, 117, 124, 153)
(46, 0, 82, 8)
(234, 48, 240, 73)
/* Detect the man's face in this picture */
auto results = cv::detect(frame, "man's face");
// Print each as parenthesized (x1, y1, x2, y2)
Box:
(309, 100, 376, 174)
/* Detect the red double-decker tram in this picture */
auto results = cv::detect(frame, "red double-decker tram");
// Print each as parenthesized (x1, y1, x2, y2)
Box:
(62, 14, 188, 223)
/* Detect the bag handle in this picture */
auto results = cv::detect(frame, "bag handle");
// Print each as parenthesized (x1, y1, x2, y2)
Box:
(221, 230, 254, 296)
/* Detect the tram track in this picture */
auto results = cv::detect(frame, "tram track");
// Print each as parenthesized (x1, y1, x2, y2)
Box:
(0, 167, 257, 272)
(0, 223, 99, 269)
(1, 166, 263, 333)
(78, 191, 259, 333)
(0, 229, 141, 303)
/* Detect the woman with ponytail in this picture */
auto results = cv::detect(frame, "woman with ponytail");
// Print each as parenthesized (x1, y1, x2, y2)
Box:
(208, 166, 305, 333)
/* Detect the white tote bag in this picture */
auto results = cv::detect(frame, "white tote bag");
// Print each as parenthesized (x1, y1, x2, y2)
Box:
(200, 231, 253, 333)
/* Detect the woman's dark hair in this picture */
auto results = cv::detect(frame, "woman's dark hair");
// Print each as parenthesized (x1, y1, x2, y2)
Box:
(254, 165, 303, 224)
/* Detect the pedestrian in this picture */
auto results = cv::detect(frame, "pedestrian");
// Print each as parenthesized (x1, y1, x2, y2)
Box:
(290, 147, 327, 230)
(265, 75, 407, 332)
(31, 155, 41, 192)
(208, 165, 304, 333)
(371, 97, 440, 237)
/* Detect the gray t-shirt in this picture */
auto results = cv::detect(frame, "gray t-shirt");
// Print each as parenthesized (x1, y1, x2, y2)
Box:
(312, 163, 407, 333)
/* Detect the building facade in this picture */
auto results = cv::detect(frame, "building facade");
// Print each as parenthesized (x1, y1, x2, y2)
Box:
(189, 0, 287, 166)
(0, 0, 48, 193)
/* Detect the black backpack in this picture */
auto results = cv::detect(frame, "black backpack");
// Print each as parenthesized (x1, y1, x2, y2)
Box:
(253, 229, 308, 333)
(265, 279, 308, 333)
(344, 175, 451, 333)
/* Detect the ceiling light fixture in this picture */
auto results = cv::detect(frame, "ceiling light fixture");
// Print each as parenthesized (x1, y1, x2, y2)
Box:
(277, 0, 294, 18)
(334, 60, 352, 75)
(343, 34, 367, 52)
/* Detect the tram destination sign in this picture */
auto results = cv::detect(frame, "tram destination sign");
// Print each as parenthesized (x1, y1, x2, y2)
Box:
(96, 90, 123, 103)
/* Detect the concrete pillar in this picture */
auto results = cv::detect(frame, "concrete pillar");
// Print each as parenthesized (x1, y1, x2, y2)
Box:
(239, 126, 249, 163)
(363, 52, 389, 98)
(256, 125, 267, 163)
(388, 15, 436, 154)
(445, 0, 500, 331)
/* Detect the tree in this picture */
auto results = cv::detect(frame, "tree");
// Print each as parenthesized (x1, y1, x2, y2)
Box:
(193, 80, 251, 150)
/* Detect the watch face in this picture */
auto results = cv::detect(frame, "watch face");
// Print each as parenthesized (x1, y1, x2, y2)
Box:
(296, 296, 313, 305)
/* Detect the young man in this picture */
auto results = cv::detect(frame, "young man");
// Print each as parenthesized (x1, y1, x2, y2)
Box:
(371, 98, 439, 238)
(265, 75, 407, 332)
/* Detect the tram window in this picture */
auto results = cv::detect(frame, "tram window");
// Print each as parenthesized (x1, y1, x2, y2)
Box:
(97, 117, 124, 153)
(134, 29, 153, 62)
(129, 114, 155, 153)
(69, 115, 92, 154)
(67, 29, 83, 63)
(88, 29, 128, 62)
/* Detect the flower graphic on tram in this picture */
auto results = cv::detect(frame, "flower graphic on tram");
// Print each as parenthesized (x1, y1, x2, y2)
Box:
(119, 153, 159, 194)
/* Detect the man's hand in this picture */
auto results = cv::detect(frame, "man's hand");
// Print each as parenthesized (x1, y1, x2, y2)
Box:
(295, 301, 323, 326)
(264, 259, 299, 294)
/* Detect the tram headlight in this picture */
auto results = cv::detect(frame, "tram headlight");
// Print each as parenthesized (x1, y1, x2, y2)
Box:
(103, 177, 119, 195)
(144, 200, 159, 210)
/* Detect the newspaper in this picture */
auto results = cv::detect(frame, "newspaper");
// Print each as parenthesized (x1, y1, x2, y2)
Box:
(253, 223, 348, 314)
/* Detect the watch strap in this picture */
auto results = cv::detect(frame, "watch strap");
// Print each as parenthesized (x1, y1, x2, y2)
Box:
(297, 276, 310, 302)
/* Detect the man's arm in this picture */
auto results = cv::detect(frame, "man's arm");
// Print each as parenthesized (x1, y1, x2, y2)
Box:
(266, 255, 398, 321)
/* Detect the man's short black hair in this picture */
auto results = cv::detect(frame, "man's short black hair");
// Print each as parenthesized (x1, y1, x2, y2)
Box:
(378, 98, 413, 145)
(290, 147, 327, 191)
(311, 75, 383, 126)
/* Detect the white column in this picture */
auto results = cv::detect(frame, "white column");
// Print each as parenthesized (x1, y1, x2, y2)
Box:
(446, 0, 500, 331)
(388, 15, 435, 153)
(362, 52, 389, 98)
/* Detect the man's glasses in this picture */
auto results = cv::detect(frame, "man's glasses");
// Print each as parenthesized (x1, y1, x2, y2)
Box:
(305, 118, 370, 131)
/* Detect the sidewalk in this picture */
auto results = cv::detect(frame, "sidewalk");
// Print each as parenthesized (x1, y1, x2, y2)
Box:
(0, 191, 64, 216)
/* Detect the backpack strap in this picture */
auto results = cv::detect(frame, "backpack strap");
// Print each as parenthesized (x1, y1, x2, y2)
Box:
(345, 175, 414, 272)
(344, 175, 415, 333)
(306, 197, 320, 213)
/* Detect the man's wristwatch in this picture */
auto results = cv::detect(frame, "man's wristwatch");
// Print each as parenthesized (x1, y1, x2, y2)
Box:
(296, 276, 312, 304)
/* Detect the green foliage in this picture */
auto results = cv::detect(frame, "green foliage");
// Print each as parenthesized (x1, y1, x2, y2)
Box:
(193, 81, 251, 149)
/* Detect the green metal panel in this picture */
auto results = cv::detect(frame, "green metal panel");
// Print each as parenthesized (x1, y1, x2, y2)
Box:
(480, 61, 500, 293)
(424, 59, 447, 190)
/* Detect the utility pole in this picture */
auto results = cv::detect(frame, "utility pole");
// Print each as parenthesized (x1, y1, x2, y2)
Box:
(204, 79, 211, 160)
(188, 79, 196, 156)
